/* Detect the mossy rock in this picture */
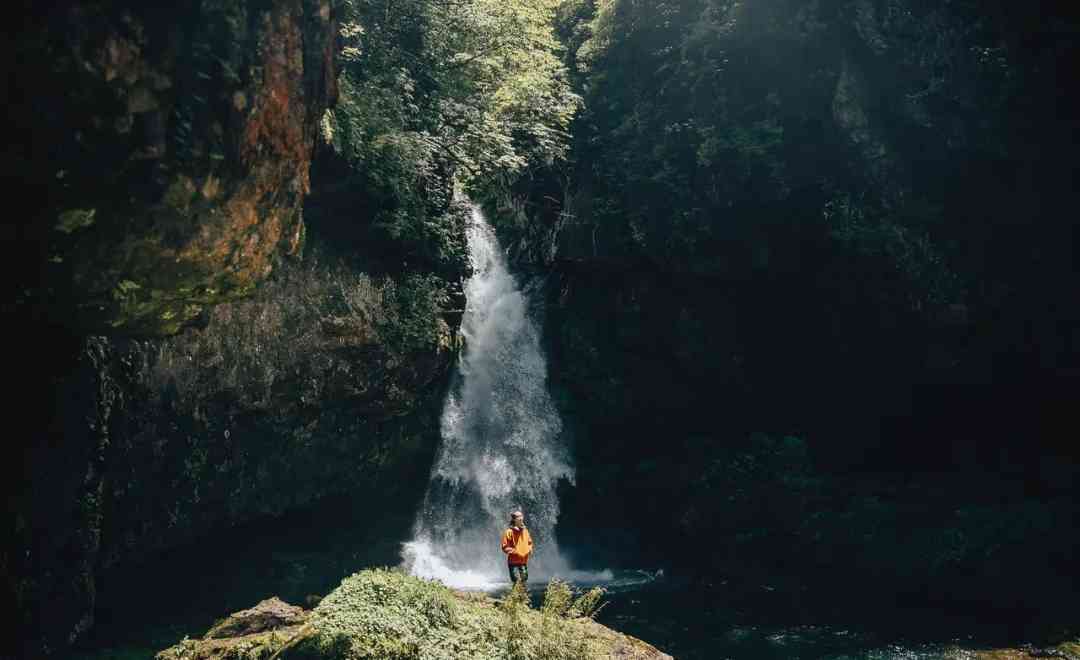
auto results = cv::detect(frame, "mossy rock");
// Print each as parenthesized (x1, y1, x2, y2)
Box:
(942, 641, 1080, 660)
(159, 569, 672, 660)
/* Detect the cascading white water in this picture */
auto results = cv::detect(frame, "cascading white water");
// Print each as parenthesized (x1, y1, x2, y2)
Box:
(402, 204, 581, 589)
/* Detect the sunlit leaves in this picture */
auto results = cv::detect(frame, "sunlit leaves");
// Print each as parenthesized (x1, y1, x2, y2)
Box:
(333, 0, 578, 183)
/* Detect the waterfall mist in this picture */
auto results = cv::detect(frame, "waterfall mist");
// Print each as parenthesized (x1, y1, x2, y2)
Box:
(402, 205, 583, 589)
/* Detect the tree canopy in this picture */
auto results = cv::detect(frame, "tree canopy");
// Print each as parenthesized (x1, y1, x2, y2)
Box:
(330, 0, 579, 185)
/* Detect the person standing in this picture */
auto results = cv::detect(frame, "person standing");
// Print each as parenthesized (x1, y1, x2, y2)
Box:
(501, 510, 533, 584)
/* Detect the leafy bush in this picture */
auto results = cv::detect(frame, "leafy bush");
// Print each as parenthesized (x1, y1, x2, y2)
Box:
(294, 569, 611, 660)
(330, 0, 578, 197)
(378, 273, 453, 355)
(824, 193, 964, 313)
(536, 580, 606, 660)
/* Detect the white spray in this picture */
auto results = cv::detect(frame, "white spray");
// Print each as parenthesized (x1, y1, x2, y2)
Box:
(402, 205, 581, 589)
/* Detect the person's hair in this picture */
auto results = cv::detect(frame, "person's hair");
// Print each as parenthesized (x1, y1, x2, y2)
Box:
(509, 510, 523, 522)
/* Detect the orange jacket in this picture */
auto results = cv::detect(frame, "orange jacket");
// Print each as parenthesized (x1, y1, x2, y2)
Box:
(501, 526, 533, 565)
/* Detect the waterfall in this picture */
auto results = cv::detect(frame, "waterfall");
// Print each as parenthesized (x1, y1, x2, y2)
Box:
(402, 204, 576, 589)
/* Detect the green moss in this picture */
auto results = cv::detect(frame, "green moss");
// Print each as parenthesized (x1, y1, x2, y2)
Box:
(154, 629, 299, 660)
(1056, 641, 1080, 655)
(286, 569, 620, 660)
(163, 177, 199, 212)
(113, 279, 143, 300)
(56, 208, 97, 234)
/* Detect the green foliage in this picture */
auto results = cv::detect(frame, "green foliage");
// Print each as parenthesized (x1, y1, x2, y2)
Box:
(305, 568, 470, 659)
(294, 569, 611, 660)
(824, 193, 963, 311)
(332, 0, 579, 183)
(551, 581, 604, 616)
(55, 207, 97, 234)
(378, 273, 452, 354)
(326, 0, 579, 279)
(555, 0, 800, 261)
(500, 582, 531, 660)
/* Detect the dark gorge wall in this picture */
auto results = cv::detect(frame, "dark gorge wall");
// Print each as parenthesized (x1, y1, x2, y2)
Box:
(10, 250, 460, 657)
(4, 2, 468, 655)
(485, 0, 1080, 630)
(6, 0, 338, 336)
(4, 1, 331, 650)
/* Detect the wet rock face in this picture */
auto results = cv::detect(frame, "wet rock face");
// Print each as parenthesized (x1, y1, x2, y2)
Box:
(9, 0, 338, 336)
(8, 241, 462, 656)
(94, 251, 459, 573)
(4, 2, 344, 654)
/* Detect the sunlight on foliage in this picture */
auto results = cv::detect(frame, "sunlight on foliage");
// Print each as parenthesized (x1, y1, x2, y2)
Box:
(333, 0, 579, 183)
(290, 568, 612, 660)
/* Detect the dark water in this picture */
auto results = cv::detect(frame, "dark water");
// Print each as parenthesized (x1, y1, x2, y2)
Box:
(591, 576, 1016, 660)
(71, 497, 416, 659)
(72, 506, 1063, 660)
(478, 568, 1046, 660)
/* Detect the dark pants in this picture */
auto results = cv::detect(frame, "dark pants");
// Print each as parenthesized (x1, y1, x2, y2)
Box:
(508, 563, 528, 584)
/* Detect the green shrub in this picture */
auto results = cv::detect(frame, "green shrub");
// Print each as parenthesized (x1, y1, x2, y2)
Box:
(536, 580, 606, 660)
(296, 569, 609, 660)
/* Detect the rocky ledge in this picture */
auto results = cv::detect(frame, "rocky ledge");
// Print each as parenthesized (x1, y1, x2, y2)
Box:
(950, 644, 1080, 660)
(157, 569, 672, 660)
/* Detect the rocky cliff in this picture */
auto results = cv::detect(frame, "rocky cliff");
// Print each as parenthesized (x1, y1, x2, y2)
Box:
(4, 1, 470, 656)
(7, 0, 339, 336)
(11, 253, 461, 657)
